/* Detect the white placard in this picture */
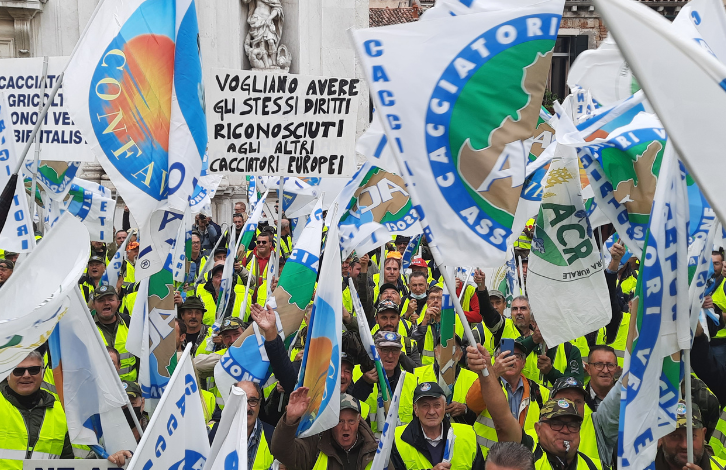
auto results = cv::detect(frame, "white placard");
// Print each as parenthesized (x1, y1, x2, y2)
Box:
(24, 460, 124, 470)
(206, 68, 359, 177)
(0, 57, 94, 162)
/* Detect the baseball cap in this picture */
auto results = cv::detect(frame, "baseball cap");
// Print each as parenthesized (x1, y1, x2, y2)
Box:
(219, 317, 244, 333)
(126, 242, 140, 251)
(675, 400, 703, 429)
(374, 331, 403, 350)
(413, 382, 446, 403)
(88, 255, 105, 264)
(551, 377, 587, 399)
(93, 285, 117, 300)
(179, 296, 207, 312)
(395, 236, 411, 245)
(513, 337, 529, 354)
(340, 394, 362, 413)
(379, 283, 399, 295)
(214, 247, 228, 257)
(488, 289, 505, 300)
(540, 398, 583, 421)
(410, 258, 428, 269)
(122, 381, 142, 399)
(0, 259, 14, 270)
(386, 251, 403, 260)
(341, 352, 356, 367)
(376, 299, 399, 316)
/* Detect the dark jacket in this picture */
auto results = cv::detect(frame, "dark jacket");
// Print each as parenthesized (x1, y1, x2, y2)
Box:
(0, 381, 74, 459)
(692, 334, 726, 406)
(270, 412, 378, 470)
(390, 416, 485, 470)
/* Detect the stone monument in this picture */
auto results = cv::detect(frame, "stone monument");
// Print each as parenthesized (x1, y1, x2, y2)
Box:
(242, 0, 292, 72)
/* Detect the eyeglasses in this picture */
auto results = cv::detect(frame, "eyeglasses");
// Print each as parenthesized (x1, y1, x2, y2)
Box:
(545, 420, 581, 432)
(257, 241, 268, 245)
(12, 366, 43, 377)
(512, 353, 527, 361)
(247, 397, 261, 407)
(590, 362, 617, 371)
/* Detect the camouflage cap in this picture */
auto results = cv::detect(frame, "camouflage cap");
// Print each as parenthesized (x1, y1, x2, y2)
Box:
(122, 380, 142, 399)
(540, 398, 583, 421)
(675, 400, 703, 429)
(488, 289, 505, 300)
(376, 299, 399, 316)
(219, 316, 244, 333)
(93, 285, 117, 301)
(0, 259, 14, 270)
(340, 393, 361, 413)
(374, 331, 403, 350)
(180, 296, 207, 312)
(88, 255, 105, 264)
(551, 377, 587, 399)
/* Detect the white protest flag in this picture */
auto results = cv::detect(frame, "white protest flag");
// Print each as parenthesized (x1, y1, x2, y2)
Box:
(593, 0, 726, 227)
(0, 214, 89, 380)
(566, 34, 635, 107)
(0, 92, 36, 253)
(101, 235, 129, 287)
(65, 178, 116, 242)
(370, 370, 406, 470)
(295, 214, 342, 437)
(216, 221, 237, 322)
(618, 144, 690, 469)
(333, 162, 421, 259)
(352, 0, 565, 268)
(48, 286, 136, 453)
(167, 204, 193, 283)
(688, 219, 719, 335)
(190, 174, 224, 216)
(672, 0, 726, 62)
(135, 208, 185, 282)
(203, 385, 248, 470)
(356, 111, 401, 174)
(126, 344, 210, 470)
(526, 142, 611, 346)
(423, 0, 557, 19)
(126, 269, 177, 413)
(64, 0, 207, 227)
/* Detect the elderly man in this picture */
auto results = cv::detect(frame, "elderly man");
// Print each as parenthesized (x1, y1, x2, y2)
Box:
(279, 218, 293, 259)
(467, 344, 600, 470)
(0, 258, 13, 289)
(391, 382, 483, 470)
(0, 352, 74, 465)
(466, 338, 550, 457)
(271, 390, 377, 470)
(402, 271, 428, 325)
(93, 285, 138, 381)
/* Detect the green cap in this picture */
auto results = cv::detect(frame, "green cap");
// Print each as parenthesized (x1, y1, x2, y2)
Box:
(180, 296, 207, 312)
(93, 285, 117, 300)
(219, 317, 244, 333)
(675, 400, 703, 429)
(122, 381, 142, 399)
(540, 398, 582, 421)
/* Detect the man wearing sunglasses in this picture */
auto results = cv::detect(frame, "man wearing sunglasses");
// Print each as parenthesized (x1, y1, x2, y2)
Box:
(467, 344, 600, 470)
(465, 337, 550, 458)
(0, 351, 75, 465)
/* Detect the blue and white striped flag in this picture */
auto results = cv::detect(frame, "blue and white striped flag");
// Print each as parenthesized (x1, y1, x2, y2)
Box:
(618, 144, 690, 469)
(101, 235, 129, 287)
(203, 385, 248, 470)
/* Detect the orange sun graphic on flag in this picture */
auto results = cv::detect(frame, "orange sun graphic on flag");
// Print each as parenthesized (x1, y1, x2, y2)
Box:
(101, 34, 175, 154)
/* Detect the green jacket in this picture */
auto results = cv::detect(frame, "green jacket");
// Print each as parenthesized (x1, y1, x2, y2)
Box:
(0, 381, 74, 459)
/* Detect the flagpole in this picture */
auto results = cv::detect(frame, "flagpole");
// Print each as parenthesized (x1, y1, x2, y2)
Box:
(684, 348, 694, 464)
(276, 177, 283, 274)
(28, 56, 49, 227)
(74, 285, 144, 439)
(458, 267, 472, 303)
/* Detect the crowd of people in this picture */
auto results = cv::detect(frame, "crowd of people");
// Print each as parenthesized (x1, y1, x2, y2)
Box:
(1, 201, 726, 470)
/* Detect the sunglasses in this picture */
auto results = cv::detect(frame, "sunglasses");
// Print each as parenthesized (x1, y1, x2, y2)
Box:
(13, 366, 43, 377)
(257, 241, 268, 245)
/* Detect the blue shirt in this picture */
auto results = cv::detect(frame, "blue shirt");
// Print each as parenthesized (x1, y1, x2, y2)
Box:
(247, 419, 262, 470)
(504, 377, 525, 418)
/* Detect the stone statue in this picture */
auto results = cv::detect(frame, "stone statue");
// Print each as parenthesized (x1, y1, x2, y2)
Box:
(243, 0, 292, 72)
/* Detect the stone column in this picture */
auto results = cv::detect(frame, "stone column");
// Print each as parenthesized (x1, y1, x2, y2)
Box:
(6, 3, 44, 58)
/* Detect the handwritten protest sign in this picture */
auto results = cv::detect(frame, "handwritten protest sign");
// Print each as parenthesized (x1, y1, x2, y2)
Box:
(0, 57, 94, 162)
(206, 69, 359, 177)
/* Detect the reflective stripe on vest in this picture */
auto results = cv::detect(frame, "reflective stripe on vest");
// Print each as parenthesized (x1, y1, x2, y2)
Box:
(98, 319, 137, 381)
(710, 405, 726, 460)
(0, 393, 68, 467)
(394, 423, 479, 470)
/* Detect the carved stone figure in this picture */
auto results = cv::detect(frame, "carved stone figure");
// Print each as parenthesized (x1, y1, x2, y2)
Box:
(243, 0, 292, 72)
